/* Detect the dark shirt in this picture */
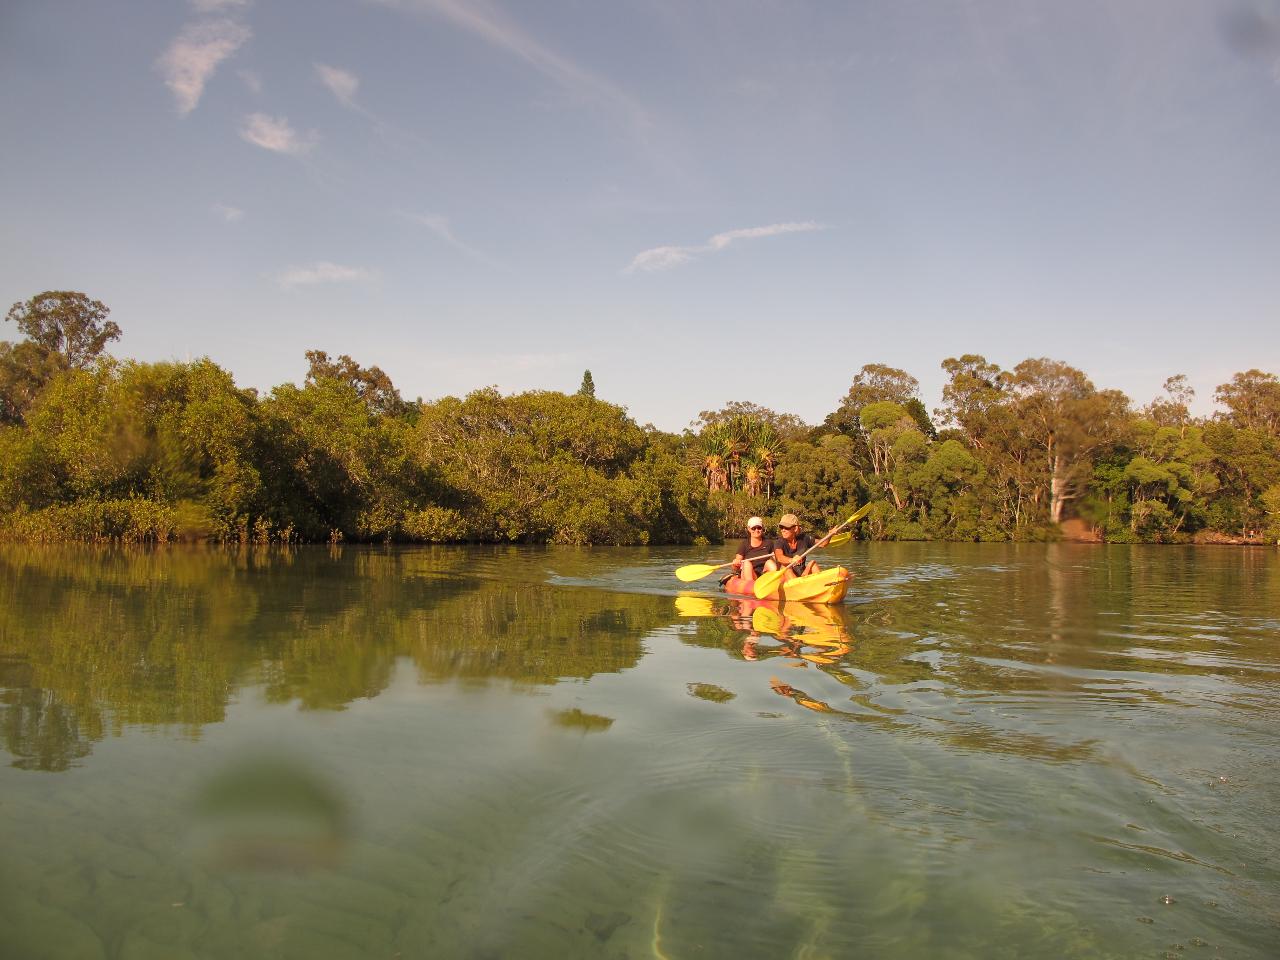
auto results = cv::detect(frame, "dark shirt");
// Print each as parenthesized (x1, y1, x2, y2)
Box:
(735, 538, 772, 575)
(774, 533, 817, 568)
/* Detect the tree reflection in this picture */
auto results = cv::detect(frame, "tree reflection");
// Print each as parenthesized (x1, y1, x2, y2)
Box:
(0, 545, 663, 770)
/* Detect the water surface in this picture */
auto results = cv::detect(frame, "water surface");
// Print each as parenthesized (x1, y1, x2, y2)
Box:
(2, 543, 1278, 958)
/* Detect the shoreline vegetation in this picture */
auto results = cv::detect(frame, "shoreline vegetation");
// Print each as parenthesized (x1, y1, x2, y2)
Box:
(3, 291, 1279, 547)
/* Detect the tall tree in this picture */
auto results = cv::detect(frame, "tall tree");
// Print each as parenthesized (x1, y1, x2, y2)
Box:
(577, 369, 596, 398)
(1003, 358, 1129, 525)
(1214, 369, 1280, 438)
(1144, 374, 1196, 435)
(2, 291, 120, 425)
(304, 350, 407, 417)
(823, 363, 920, 438)
(5, 291, 120, 369)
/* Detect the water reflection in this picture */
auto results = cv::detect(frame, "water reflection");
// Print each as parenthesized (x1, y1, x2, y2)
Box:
(0, 545, 662, 770)
(2, 543, 1278, 958)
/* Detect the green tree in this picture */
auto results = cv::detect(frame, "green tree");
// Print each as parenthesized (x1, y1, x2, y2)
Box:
(1214, 369, 1280, 438)
(5, 291, 120, 369)
(2, 291, 121, 425)
(822, 363, 920, 438)
(774, 436, 867, 531)
(577, 369, 596, 398)
(1002, 358, 1129, 526)
(259, 375, 427, 540)
(414, 388, 679, 544)
(858, 400, 927, 511)
(695, 401, 808, 442)
(304, 349, 407, 417)
(1144, 374, 1197, 435)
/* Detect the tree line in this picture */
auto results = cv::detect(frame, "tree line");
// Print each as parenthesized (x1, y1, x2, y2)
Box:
(2, 290, 1278, 545)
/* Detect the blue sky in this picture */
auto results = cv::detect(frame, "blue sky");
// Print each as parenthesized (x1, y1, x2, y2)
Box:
(2, 0, 1278, 430)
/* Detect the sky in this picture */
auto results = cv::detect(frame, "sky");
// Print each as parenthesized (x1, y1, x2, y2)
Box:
(2, 0, 1278, 431)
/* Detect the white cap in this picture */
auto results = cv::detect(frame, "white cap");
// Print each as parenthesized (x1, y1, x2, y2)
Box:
(747, 517, 764, 529)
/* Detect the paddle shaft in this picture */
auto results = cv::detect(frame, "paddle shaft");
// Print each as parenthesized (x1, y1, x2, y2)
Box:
(778, 519, 851, 571)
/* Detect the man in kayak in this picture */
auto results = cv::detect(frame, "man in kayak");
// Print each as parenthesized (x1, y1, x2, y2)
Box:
(730, 516, 778, 589)
(772, 513, 829, 581)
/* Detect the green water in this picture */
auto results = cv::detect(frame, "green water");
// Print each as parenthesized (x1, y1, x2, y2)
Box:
(2, 543, 1278, 959)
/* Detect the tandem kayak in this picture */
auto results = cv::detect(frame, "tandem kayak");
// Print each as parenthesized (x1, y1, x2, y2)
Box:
(721, 566, 850, 604)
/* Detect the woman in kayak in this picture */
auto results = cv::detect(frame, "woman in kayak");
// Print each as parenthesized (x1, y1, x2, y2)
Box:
(773, 512, 829, 581)
(729, 516, 779, 589)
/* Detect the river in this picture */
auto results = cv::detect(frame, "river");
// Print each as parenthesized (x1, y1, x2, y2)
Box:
(1, 543, 1277, 958)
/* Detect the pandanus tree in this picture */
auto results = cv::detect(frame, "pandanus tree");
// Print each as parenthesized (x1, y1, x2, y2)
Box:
(697, 416, 781, 496)
(748, 421, 781, 498)
(697, 424, 732, 492)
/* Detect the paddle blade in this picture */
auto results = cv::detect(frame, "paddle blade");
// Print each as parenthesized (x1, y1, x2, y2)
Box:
(850, 501, 874, 522)
(827, 531, 851, 547)
(752, 568, 785, 599)
(675, 563, 719, 582)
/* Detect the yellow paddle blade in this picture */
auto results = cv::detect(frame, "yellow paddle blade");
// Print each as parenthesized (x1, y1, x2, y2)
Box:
(674, 562, 720, 582)
(752, 568, 785, 600)
(850, 501, 874, 522)
(827, 531, 851, 547)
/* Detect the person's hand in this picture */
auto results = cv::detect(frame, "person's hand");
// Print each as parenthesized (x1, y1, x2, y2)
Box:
(732, 558, 743, 570)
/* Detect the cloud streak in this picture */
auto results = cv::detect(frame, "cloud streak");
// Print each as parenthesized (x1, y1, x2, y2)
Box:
(190, 0, 251, 11)
(370, 0, 650, 131)
(157, 19, 251, 114)
(275, 262, 373, 290)
(212, 203, 244, 222)
(316, 64, 360, 107)
(240, 113, 316, 154)
(626, 222, 826, 273)
(403, 212, 494, 264)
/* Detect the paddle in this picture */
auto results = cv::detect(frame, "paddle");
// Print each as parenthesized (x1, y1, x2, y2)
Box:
(752, 503, 872, 600)
(674, 551, 775, 583)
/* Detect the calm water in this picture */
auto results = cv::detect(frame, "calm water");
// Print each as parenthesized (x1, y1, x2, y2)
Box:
(2, 543, 1278, 959)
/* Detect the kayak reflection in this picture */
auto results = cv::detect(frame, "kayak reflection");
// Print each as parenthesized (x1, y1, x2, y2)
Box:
(674, 595, 854, 713)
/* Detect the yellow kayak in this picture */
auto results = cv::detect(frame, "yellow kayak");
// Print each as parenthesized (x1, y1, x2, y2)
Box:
(723, 566, 850, 604)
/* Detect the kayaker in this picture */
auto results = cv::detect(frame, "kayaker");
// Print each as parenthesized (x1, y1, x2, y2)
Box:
(730, 516, 778, 588)
(772, 513, 828, 581)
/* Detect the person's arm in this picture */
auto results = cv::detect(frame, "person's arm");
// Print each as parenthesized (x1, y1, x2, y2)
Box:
(731, 539, 748, 569)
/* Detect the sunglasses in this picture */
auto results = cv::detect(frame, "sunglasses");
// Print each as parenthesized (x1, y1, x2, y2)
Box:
(779, 524, 797, 530)
(749, 525, 763, 531)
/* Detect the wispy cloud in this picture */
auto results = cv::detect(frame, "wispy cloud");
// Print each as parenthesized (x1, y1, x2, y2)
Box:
(403, 212, 494, 263)
(157, 19, 251, 115)
(275, 262, 373, 290)
(316, 64, 360, 107)
(238, 68, 262, 94)
(240, 113, 316, 154)
(369, 0, 650, 131)
(190, 0, 251, 11)
(212, 203, 244, 222)
(626, 222, 827, 273)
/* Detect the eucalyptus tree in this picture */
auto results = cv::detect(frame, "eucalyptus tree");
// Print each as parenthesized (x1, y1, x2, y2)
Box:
(1003, 358, 1130, 526)
(2, 291, 120, 425)
(1215, 369, 1280, 438)
(5, 291, 120, 369)
(304, 349, 408, 417)
(1143, 374, 1197, 435)
(822, 363, 920, 445)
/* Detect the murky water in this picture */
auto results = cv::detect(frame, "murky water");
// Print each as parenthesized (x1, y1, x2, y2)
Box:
(2, 543, 1278, 958)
